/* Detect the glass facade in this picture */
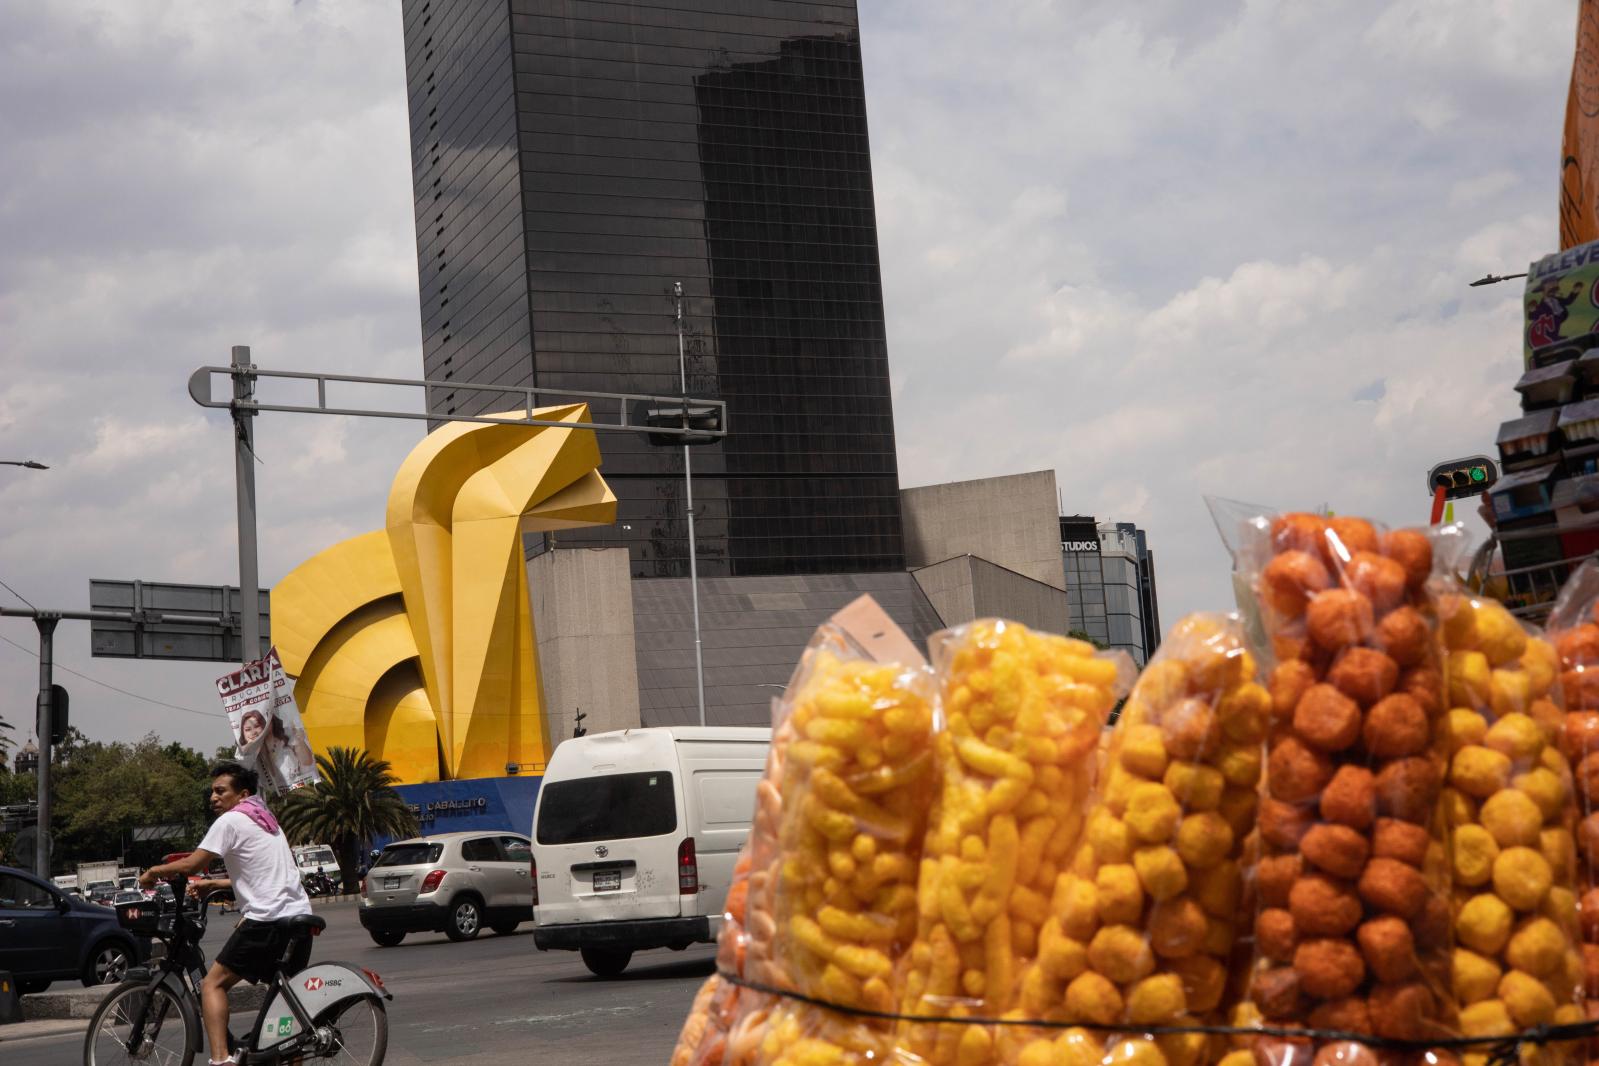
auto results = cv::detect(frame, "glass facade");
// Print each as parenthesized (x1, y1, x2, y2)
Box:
(1061, 516, 1162, 666)
(402, 0, 904, 578)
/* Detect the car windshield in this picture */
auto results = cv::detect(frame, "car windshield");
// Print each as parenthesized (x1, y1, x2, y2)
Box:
(373, 843, 442, 868)
(297, 848, 336, 866)
(86, 881, 115, 893)
(536, 771, 677, 845)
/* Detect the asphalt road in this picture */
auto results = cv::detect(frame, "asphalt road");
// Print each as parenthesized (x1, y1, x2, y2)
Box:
(7, 899, 717, 1064)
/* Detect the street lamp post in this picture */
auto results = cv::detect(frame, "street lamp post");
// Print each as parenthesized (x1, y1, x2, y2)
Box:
(675, 282, 707, 728)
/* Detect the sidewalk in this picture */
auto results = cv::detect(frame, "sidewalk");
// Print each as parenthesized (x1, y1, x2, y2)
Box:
(0, 983, 266, 1043)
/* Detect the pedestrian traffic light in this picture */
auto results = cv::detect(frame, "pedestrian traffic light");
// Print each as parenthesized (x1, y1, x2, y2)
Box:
(48, 684, 68, 744)
(1426, 456, 1499, 500)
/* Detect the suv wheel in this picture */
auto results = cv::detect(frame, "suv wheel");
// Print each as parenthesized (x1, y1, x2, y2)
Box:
(580, 946, 632, 978)
(83, 941, 131, 986)
(445, 896, 482, 941)
(369, 929, 405, 947)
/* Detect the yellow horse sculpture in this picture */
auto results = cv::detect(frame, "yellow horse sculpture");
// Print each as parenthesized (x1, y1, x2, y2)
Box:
(272, 405, 616, 783)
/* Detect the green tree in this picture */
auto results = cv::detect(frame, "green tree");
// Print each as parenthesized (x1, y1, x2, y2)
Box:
(52, 733, 212, 869)
(276, 747, 417, 893)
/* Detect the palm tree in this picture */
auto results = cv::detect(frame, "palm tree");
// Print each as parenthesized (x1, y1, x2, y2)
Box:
(276, 747, 417, 894)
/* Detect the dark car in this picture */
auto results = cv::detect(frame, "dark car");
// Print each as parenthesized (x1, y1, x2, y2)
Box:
(0, 865, 151, 994)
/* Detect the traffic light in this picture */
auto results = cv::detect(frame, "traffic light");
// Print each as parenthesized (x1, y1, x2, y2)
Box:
(48, 684, 68, 744)
(640, 400, 723, 447)
(1426, 456, 1499, 500)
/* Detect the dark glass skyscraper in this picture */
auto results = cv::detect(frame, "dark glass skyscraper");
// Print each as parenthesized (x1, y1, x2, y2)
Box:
(402, 0, 904, 578)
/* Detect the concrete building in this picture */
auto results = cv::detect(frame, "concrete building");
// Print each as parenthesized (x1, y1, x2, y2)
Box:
(901, 470, 1066, 590)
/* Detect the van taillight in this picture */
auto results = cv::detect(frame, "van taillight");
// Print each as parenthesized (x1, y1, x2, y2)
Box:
(678, 837, 699, 894)
(420, 869, 446, 894)
(530, 856, 538, 907)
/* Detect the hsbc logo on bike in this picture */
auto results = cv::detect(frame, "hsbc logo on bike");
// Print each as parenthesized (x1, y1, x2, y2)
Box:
(304, 977, 323, 991)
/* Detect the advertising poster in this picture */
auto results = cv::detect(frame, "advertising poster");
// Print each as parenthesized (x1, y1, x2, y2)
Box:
(1524, 240, 1599, 367)
(215, 648, 319, 794)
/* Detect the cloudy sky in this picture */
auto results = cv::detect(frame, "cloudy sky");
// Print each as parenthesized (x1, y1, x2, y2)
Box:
(0, 0, 1577, 752)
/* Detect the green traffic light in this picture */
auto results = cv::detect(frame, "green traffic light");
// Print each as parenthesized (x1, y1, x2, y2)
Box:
(1471, 466, 1486, 482)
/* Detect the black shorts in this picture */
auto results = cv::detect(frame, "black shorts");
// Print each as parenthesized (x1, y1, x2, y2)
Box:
(216, 919, 311, 984)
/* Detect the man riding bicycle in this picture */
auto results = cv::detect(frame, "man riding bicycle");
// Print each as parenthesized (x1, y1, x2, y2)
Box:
(140, 762, 312, 1066)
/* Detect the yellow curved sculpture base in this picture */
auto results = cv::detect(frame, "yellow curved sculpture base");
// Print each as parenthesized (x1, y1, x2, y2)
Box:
(272, 405, 617, 783)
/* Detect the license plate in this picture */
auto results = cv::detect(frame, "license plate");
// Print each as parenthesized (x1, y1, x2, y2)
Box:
(383, 876, 400, 890)
(592, 870, 621, 892)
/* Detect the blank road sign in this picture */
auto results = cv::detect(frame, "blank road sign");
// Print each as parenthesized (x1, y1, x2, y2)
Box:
(89, 579, 270, 662)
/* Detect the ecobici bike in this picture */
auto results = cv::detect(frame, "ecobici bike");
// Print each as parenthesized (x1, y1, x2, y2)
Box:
(84, 876, 392, 1066)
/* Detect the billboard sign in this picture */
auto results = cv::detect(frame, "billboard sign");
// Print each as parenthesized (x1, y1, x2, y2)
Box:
(1524, 240, 1599, 367)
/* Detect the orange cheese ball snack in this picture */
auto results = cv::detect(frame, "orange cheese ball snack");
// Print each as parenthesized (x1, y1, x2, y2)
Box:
(1236, 513, 1457, 1050)
(1008, 613, 1257, 1066)
(897, 619, 1129, 1066)
(1441, 597, 1583, 1063)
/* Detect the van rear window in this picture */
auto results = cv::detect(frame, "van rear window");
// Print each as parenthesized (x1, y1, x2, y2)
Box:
(537, 771, 677, 845)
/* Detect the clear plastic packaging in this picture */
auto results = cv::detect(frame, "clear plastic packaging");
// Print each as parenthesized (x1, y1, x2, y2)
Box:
(1005, 613, 1261, 1066)
(1435, 592, 1584, 1063)
(1232, 511, 1459, 1054)
(896, 619, 1133, 1065)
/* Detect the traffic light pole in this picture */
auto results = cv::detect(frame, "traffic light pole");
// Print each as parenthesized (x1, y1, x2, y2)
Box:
(33, 615, 56, 878)
(0, 604, 233, 875)
(232, 346, 261, 667)
(675, 283, 707, 727)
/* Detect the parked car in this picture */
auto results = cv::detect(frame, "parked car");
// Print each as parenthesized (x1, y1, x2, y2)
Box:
(0, 865, 151, 994)
(358, 831, 533, 947)
(531, 726, 769, 977)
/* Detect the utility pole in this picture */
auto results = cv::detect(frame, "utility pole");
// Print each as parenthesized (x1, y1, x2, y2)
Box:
(232, 345, 260, 666)
(33, 615, 57, 878)
(675, 283, 707, 727)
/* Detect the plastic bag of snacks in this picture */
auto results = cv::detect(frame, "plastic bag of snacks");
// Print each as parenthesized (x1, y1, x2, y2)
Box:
(998, 613, 1260, 1066)
(1542, 559, 1599, 1041)
(1435, 591, 1584, 1062)
(1233, 512, 1459, 1053)
(897, 619, 1134, 1066)
(669, 596, 935, 1066)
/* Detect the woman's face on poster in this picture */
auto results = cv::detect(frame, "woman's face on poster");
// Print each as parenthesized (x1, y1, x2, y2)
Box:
(241, 712, 265, 744)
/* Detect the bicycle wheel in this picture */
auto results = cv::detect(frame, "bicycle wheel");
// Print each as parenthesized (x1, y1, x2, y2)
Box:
(312, 994, 388, 1066)
(84, 980, 198, 1066)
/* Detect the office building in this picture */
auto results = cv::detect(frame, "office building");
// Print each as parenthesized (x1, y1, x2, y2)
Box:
(402, 0, 904, 579)
(1061, 516, 1162, 665)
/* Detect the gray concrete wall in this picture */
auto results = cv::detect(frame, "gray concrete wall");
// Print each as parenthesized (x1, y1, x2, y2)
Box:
(900, 470, 1065, 590)
(633, 572, 946, 728)
(911, 555, 1071, 635)
(907, 556, 976, 630)
(528, 547, 642, 747)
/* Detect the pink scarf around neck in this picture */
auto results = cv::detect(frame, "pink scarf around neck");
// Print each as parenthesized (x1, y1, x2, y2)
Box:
(234, 795, 280, 835)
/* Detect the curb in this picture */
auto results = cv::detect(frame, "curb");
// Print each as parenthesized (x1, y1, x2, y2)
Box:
(16, 980, 266, 1022)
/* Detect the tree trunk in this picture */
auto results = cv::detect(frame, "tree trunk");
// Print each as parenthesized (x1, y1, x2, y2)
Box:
(337, 836, 360, 896)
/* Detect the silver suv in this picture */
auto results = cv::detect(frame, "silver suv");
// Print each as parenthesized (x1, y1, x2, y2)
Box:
(357, 831, 533, 947)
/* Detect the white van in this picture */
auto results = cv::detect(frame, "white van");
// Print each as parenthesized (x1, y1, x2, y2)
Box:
(530, 726, 770, 976)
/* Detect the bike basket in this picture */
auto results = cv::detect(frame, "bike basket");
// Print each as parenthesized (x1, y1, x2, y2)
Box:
(115, 900, 161, 935)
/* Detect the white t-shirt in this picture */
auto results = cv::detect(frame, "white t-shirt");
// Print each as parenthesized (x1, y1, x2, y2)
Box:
(196, 808, 312, 922)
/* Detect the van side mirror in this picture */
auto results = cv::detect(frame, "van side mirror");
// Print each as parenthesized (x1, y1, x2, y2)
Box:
(55, 894, 71, 912)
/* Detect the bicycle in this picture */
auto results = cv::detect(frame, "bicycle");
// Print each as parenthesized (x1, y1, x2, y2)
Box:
(84, 876, 392, 1066)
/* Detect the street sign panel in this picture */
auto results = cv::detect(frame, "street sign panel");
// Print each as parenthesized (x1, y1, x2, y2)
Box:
(88, 580, 270, 662)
